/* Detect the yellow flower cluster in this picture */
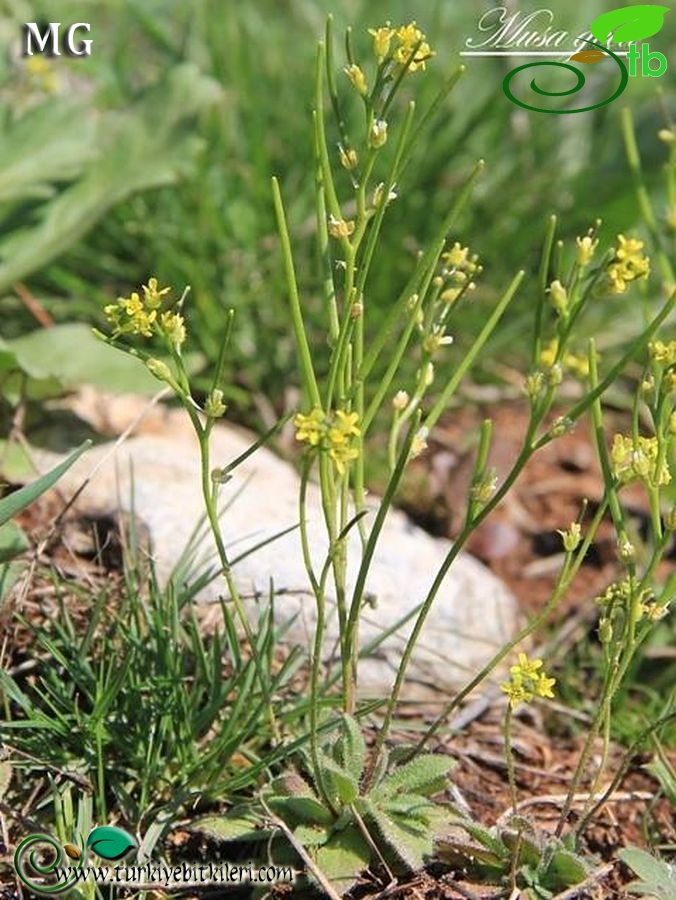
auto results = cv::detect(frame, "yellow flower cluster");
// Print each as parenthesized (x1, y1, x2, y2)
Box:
(104, 278, 185, 347)
(368, 21, 435, 72)
(611, 434, 671, 487)
(649, 340, 676, 366)
(294, 409, 361, 475)
(500, 652, 556, 709)
(439, 242, 480, 303)
(442, 242, 479, 278)
(607, 235, 650, 294)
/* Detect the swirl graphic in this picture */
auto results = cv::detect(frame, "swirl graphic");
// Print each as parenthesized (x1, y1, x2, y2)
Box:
(14, 834, 78, 894)
(502, 40, 628, 114)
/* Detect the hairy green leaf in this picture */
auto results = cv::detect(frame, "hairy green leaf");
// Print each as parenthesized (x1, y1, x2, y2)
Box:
(333, 715, 366, 785)
(190, 813, 270, 843)
(376, 754, 455, 799)
(266, 795, 333, 827)
(367, 805, 432, 872)
(544, 848, 590, 890)
(313, 826, 370, 895)
(619, 848, 676, 897)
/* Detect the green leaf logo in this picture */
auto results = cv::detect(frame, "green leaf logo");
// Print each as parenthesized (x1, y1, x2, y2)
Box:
(86, 826, 136, 861)
(590, 5, 670, 44)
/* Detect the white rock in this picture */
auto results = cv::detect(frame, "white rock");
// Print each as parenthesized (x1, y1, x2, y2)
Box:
(38, 394, 520, 697)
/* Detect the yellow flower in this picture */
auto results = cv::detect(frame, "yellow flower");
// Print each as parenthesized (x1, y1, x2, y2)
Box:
(500, 680, 533, 708)
(393, 22, 435, 72)
(563, 352, 589, 378)
(327, 410, 361, 475)
(25, 56, 58, 93)
(576, 234, 599, 267)
(329, 410, 361, 442)
(443, 242, 470, 268)
(607, 234, 650, 294)
(112, 291, 156, 336)
(441, 243, 480, 293)
(501, 652, 556, 709)
(328, 215, 355, 240)
(159, 311, 186, 347)
(328, 443, 360, 475)
(344, 63, 368, 96)
(103, 278, 175, 340)
(511, 652, 543, 680)
(294, 409, 325, 447)
(295, 409, 361, 474)
(368, 24, 395, 62)
(649, 340, 676, 366)
(611, 433, 671, 487)
(535, 672, 556, 699)
(539, 338, 559, 369)
(142, 277, 171, 310)
(539, 341, 589, 379)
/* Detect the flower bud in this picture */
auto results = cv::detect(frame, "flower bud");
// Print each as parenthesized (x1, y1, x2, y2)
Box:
(339, 146, 358, 170)
(205, 388, 227, 419)
(617, 536, 636, 564)
(550, 416, 573, 438)
(525, 371, 545, 401)
(598, 618, 613, 644)
(369, 119, 388, 149)
(373, 182, 397, 208)
(392, 390, 410, 411)
(558, 522, 582, 552)
(547, 364, 563, 386)
(146, 358, 172, 383)
(576, 234, 599, 267)
(549, 280, 569, 315)
(344, 64, 368, 96)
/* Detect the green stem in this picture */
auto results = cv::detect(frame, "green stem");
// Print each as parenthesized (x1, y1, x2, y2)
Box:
(425, 270, 525, 431)
(272, 177, 322, 409)
(504, 707, 518, 817)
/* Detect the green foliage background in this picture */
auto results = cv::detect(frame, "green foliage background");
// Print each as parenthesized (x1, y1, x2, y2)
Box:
(0, 0, 674, 416)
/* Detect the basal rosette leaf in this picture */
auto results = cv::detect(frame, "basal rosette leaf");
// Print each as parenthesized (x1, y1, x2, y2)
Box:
(333, 715, 366, 784)
(375, 753, 455, 799)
